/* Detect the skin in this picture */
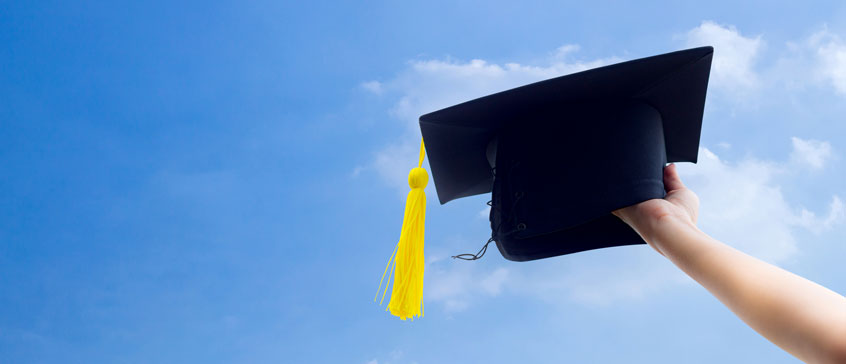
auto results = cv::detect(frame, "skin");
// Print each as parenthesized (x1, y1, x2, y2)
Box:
(613, 163, 846, 364)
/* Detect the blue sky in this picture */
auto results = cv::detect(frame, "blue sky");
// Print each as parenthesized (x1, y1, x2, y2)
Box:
(2, 1, 846, 363)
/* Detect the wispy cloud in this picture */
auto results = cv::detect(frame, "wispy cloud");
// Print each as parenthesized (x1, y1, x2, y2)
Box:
(796, 196, 845, 234)
(808, 28, 846, 95)
(425, 254, 508, 313)
(365, 350, 416, 364)
(684, 21, 763, 94)
(682, 22, 846, 102)
(679, 146, 841, 263)
(790, 136, 834, 169)
(361, 80, 384, 95)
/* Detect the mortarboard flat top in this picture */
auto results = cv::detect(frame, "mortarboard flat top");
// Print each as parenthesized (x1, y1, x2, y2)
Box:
(419, 46, 713, 261)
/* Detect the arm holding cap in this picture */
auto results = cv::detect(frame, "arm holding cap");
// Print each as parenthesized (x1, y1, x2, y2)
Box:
(614, 164, 846, 364)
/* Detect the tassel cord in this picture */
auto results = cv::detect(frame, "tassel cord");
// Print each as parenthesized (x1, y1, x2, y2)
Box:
(452, 162, 523, 261)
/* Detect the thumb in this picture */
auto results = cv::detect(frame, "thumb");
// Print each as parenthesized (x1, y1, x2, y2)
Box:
(663, 163, 685, 192)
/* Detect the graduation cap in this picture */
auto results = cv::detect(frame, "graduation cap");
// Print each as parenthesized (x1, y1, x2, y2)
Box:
(376, 46, 713, 320)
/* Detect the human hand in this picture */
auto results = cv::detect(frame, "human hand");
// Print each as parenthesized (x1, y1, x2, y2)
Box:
(612, 164, 700, 253)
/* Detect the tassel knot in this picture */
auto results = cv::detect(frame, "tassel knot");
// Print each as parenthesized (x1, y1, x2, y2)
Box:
(408, 167, 428, 189)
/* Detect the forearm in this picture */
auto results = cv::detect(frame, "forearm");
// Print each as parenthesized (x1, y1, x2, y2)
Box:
(645, 217, 846, 364)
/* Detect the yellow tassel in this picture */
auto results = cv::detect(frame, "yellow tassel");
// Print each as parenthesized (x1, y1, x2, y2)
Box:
(375, 138, 428, 320)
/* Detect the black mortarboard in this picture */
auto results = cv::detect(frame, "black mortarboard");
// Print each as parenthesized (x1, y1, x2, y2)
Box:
(419, 46, 713, 261)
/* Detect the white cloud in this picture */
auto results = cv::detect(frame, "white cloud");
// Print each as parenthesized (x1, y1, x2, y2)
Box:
(796, 196, 846, 234)
(684, 21, 763, 93)
(478, 206, 491, 219)
(809, 29, 846, 95)
(361, 80, 383, 94)
(365, 350, 415, 364)
(552, 44, 581, 59)
(351, 165, 364, 178)
(479, 267, 508, 295)
(790, 136, 833, 169)
(751, 25, 846, 97)
(425, 254, 509, 313)
(506, 248, 686, 306)
(680, 148, 797, 263)
(681, 22, 846, 99)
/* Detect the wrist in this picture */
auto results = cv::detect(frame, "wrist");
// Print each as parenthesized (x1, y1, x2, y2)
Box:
(644, 214, 701, 244)
(643, 214, 705, 255)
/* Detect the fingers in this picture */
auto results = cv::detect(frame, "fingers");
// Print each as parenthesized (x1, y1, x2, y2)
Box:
(663, 163, 685, 192)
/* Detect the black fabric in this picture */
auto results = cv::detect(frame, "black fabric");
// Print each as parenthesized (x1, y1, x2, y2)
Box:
(419, 47, 713, 261)
(491, 102, 667, 261)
